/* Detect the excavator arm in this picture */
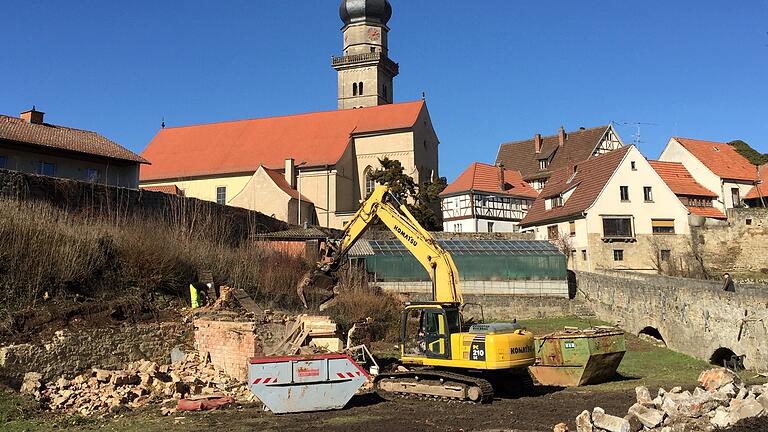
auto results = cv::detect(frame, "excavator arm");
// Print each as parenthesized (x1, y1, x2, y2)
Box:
(298, 184, 462, 309)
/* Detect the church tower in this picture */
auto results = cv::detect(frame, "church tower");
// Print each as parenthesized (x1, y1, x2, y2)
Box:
(333, 0, 399, 110)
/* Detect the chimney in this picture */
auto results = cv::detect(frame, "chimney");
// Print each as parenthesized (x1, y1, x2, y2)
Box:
(285, 158, 296, 188)
(20, 106, 45, 124)
(558, 126, 566, 147)
(497, 162, 507, 191)
(534, 134, 542, 154)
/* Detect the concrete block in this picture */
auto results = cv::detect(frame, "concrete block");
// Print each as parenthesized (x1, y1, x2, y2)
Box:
(628, 403, 664, 429)
(697, 367, 741, 392)
(575, 410, 593, 432)
(592, 407, 630, 432)
(635, 386, 652, 405)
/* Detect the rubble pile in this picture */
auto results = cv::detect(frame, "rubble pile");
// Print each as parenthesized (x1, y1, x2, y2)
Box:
(21, 353, 256, 417)
(570, 368, 768, 432)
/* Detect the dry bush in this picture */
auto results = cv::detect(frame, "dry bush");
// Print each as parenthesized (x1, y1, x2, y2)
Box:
(0, 197, 307, 329)
(325, 264, 403, 342)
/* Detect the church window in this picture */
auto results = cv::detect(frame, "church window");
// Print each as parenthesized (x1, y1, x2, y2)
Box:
(353, 82, 358, 96)
(364, 168, 376, 196)
(359, 82, 364, 95)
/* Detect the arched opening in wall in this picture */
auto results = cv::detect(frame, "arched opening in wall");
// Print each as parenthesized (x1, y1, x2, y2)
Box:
(710, 347, 745, 370)
(353, 82, 358, 96)
(364, 167, 376, 197)
(638, 326, 666, 347)
(359, 82, 364, 95)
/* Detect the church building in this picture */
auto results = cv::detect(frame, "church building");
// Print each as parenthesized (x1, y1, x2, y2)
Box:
(139, 0, 439, 229)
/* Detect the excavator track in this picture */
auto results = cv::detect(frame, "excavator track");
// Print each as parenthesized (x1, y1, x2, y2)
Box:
(373, 370, 494, 403)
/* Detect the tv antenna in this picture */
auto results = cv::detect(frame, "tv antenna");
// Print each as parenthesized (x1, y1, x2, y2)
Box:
(611, 121, 658, 146)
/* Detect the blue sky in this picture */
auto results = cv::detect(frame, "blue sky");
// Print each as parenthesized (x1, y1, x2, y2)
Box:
(2, 1, 766, 181)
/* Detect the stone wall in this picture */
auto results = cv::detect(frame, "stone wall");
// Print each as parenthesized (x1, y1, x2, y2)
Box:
(405, 293, 594, 321)
(379, 280, 570, 298)
(692, 208, 768, 278)
(0, 168, 288, 238)
(0, 322, 193, 382)
(576, 271, 768, 370)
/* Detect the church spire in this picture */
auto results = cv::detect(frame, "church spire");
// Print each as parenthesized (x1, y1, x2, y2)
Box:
(332, 0, 399, 110)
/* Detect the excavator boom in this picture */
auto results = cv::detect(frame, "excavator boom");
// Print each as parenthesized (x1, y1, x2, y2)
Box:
(299, 184, 462, 308)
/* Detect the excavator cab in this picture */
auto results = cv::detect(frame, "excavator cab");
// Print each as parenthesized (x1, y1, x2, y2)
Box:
(401, 303, 462, 361)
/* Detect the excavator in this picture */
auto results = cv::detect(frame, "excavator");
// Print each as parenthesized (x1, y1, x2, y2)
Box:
(298, 184, 536, 403)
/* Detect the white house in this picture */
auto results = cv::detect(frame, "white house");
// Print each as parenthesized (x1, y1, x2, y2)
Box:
(520, 145, 692, 273)
(658, 137, 758, 212)
(440, 162, 538, 233)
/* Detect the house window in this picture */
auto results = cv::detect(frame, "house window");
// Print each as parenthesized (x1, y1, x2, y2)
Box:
(364, 168, 376, 196)
(487, 222, 494, 233)
(581, 250, 587, 261)
(84, 168, 99, 183)
(539, 159, 549, 170)
(602, 217, 633, 238)
(216, 186, 227, 205)
(631, 161, 637, 171)
(547, 225, 559, 240)
(731, 188, 741, 207)
(620, 186, 630, 202)
(0, 155, 6, 169)
(660, 250, 671, 262)
(651, 219, 675, 234)
(38, 161, 56, 177)
(454, 224, 463, 233)
(643, 186, 653, 202)
(613, 250, 624, 261)
(569, 221, 576, 236)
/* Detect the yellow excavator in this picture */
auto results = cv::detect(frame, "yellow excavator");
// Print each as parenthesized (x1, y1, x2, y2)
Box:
(300, 184, 535, 402)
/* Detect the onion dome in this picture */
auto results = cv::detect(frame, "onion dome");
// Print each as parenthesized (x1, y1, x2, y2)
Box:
(339, 0, 392, 26)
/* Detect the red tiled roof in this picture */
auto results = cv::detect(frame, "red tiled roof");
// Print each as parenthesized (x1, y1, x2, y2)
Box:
(440, 162, 538, 199)
(520, 146, 632, 227)
(139, 101, 426, 181)
(687, 206, 726, 219)
(263, 167, 313, 203)
(745, 164, 768, 200)
(674, 137, 756, 182)
(0, 114, 147, 164)
(496, 125, 614, 181)
(648, 160, 718, 197)
(140, 185, 183, 196)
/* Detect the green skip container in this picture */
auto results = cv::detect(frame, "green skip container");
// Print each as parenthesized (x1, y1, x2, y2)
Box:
(528, 326, 626, 387)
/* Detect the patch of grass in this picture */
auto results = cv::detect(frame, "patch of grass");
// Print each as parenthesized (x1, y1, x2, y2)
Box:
(521, 316, 611, 335)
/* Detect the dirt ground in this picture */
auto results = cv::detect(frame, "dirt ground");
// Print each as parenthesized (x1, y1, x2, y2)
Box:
(55, 388, 636, 432)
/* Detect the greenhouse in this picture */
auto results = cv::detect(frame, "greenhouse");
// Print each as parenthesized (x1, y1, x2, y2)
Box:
(349, 239, 566, 282)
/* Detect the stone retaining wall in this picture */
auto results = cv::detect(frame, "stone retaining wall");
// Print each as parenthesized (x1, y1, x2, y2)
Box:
(0, 168, 288, 238)
(404, 293, 594, 321)
(0, 322, 193, 382)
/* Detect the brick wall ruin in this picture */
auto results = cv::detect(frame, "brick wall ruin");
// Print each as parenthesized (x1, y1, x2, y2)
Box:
(193, 318, 290, 382)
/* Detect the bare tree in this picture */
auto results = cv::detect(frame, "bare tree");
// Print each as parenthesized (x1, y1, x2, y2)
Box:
(552, 230, 575, 267)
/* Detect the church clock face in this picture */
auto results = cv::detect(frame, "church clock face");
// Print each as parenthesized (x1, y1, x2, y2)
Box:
(367, 28, 380, 42)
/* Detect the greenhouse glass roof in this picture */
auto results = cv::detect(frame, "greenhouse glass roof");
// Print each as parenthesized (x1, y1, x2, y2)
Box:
(350, 239, 561, 257)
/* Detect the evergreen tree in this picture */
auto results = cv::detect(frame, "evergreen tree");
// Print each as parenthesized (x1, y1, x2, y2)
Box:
(368, 157, 447, 230)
